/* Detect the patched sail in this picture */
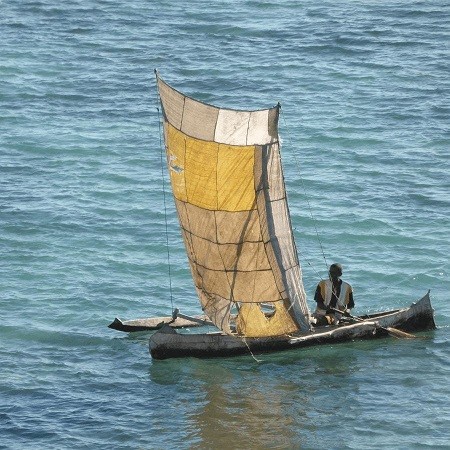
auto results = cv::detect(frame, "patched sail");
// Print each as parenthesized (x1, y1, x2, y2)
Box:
(156, 75, 311, 337)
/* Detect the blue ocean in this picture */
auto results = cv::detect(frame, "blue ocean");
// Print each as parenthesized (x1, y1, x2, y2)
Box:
(1, 1, 449, 448)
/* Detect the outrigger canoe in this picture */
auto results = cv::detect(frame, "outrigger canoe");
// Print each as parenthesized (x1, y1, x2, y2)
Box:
(108, 75, 436, 361)
(148, 292, 435, 360)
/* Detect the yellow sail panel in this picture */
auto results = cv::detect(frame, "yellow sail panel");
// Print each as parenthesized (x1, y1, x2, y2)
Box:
(166, 124, 256, 212)
(217, 144, 255, 211)
(236, 301, 300, 337)
(184, 138, 219, 210)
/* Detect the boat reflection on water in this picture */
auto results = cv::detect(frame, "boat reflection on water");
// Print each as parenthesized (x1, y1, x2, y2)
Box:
(147, 347, 363, 448)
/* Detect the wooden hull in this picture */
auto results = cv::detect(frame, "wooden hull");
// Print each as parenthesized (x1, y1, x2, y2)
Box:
(149, 292, 435, 360)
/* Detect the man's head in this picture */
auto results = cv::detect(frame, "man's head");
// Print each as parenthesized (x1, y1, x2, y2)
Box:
(329, 263, 343, 280)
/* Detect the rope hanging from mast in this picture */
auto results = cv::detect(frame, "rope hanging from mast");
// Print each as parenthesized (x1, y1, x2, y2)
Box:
(155, 71, 174, 314)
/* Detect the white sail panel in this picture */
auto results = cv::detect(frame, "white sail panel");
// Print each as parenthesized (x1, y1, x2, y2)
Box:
(247, 109, 273, 145)
(214, 109, 276, 146)
(214, 110, 251, 145)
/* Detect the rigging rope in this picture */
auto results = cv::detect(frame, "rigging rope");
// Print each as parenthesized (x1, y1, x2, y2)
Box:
(155, 89, 174, 314)
(280, 108, 329, 273)
(241, 337, 263, 363)
(296, 246, 326, 282)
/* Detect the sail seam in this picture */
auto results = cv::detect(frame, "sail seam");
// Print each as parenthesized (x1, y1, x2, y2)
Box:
(172, 198, 257, 213)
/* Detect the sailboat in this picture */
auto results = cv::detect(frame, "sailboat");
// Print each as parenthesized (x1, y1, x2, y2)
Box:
(109, 74, 435, 360)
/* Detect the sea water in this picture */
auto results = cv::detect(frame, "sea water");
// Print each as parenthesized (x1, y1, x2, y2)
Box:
(1, 1, 449, 448)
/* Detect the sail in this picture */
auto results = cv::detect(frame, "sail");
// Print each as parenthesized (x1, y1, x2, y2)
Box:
(156, 75, 311, 337)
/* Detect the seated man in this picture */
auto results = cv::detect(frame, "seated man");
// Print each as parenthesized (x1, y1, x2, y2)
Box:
(313, 263, 354, 326)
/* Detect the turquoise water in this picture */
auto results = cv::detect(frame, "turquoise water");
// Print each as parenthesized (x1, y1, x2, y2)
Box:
(1, 1, 449, 448)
